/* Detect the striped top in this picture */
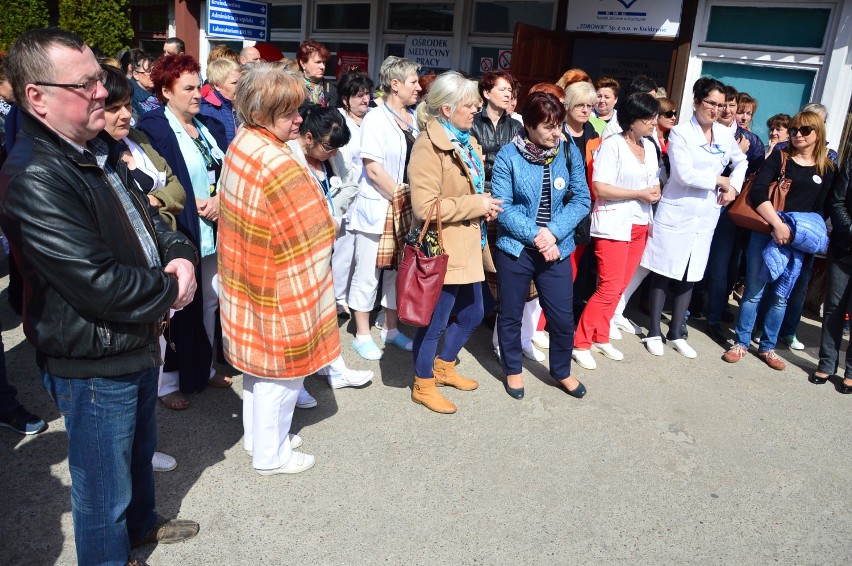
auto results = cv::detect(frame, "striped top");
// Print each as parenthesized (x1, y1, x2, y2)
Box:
(536, 166, 552, 227)
(218, 126, 340, 378)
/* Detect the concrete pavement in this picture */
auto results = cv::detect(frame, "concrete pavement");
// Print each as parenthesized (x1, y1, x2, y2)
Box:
(1, 274, 850, 565)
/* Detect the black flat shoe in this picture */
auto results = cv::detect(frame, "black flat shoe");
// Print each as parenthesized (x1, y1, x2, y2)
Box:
(706, 323, 727, 344)
(504, 380, 524, 399)
(566, 381, 586, 399)
(837, 380, 852, 394)
(808, 372, 829, 385)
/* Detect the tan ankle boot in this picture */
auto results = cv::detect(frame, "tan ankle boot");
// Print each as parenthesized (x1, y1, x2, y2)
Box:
(412, 377, 457, 413)
(433, 357, 479, 391)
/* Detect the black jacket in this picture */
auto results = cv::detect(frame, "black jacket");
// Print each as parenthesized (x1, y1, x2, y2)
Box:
(0, 111, 198, 378)
(470, 109, 522, 190)
(828, 160, 852, 262)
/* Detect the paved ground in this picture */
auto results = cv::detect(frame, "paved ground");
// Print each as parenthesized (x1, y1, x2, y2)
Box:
(1, 272, 850, 565)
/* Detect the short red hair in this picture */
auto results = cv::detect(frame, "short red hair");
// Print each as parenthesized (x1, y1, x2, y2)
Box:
(478, 71, 514, 99)
(523, 92, 566, 129)
(528, 82, 565, 100)
(555, 68, 592, 89)
(151, 54, 200, 104)
(296, 39, 330, 65)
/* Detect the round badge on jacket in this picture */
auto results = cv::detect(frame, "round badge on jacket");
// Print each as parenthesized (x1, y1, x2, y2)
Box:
(554, 177, 566, 191)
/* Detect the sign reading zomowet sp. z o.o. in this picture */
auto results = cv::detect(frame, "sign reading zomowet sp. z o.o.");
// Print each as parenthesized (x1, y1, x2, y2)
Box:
(207, 0, 269, 41)
(404, 36, 453, 69)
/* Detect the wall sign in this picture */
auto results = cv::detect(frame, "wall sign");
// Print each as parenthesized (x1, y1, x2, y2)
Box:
(404, 36, 453, 69)
(567, 0, 683, 38)
(336, 52, 369, 80)
(207, 0, 269, 41)
(598, 58, 669, 87)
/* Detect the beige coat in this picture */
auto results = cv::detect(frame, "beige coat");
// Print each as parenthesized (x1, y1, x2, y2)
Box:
(408, 119, 494, 285)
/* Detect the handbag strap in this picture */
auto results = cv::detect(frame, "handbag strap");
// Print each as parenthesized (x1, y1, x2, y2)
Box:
(416, 199, 444, 249)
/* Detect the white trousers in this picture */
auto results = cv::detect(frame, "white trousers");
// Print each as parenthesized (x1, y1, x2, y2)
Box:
(493, 298, 541, 349)
(243, 374, 305, 470)
(614, 265, 650, 318)
(158, 253, 218, 397)
(332, 219, 356, 307)
(347, 230, 397, 312)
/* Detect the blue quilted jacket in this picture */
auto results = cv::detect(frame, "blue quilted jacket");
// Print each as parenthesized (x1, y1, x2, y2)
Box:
(759, 211, 828, 298)
(491, 141, 591, 260)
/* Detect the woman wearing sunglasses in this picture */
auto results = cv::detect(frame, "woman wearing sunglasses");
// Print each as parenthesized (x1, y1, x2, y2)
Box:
(639, 77, 747, 358)
(656, 97, 678, 176)
(723, 111, 835, 370)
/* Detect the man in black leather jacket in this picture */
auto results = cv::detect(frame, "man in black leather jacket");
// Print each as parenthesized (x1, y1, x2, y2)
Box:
(0, 28, 200, 565)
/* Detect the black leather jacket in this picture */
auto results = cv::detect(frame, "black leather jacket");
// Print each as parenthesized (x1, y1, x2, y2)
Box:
(828, 159, 852, 261)
(470, 109, 522, 190)
(0, 112, 198, 378)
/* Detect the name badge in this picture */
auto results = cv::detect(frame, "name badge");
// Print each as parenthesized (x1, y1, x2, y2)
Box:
(208, 169, 216, 186)
(211, 147, 224, 161)
(157, 172, 167, 187)
(813, 175, 822, 184)
(554, 177, 566, 191)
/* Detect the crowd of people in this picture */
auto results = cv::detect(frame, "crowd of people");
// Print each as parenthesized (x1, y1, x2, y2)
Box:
(0, 28, 849, 566)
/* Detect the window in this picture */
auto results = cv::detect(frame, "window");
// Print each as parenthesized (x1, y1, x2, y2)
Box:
(472, 1, 555, 34)
(270, 4, 302, 30)
(387, 3, 454, 32)
(315, 3, 370, 31)
(706, 6, 830, 49)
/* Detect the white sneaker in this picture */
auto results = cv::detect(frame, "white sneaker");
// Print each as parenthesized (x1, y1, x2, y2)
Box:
(592, 342, 624, 361)
(152, 451, 176, 472)
(641, 336, 665, 356)
(781, 335, 805, 350)
(531, 331, 550, 349)
(669, 338, 697, 359)
(256, 451, 315, 475)
(522, 345, 546, 362)
(609, 322, 623, 340)
(612, 314, 640, 335)
(296, 388, 317, 409)
(572, 349, 597, 370)
(328, 368, 373, 389)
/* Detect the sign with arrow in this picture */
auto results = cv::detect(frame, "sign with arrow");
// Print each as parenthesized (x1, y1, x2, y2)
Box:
(207, 0, 270, 41)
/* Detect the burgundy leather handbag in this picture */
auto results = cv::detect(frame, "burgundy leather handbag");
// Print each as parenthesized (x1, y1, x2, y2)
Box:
(396, 200, 448, 327)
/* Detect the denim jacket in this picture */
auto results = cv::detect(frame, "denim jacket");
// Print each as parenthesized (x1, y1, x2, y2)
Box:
(491, 141, 591, 260)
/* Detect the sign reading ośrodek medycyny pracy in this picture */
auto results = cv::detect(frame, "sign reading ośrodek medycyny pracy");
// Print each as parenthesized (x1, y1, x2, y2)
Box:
(566, 0, 683, 38)
(207, 0, 269, 41)
(404, 36, 453, 69)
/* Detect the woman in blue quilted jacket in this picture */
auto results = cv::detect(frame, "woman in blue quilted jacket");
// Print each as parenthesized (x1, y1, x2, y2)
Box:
(491, 91, 591, 400)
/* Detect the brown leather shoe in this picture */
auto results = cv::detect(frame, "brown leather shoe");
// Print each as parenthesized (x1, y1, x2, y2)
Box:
(412, 376, 456, 413)
(722, 344, 747, 363)
(757, 350, 786, 371)
(131, 516, 200, 548)
(127, 559, 149, 566)
(433, 357, 478, 391)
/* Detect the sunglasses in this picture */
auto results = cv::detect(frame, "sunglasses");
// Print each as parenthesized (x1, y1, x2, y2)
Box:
(661, 110, 677, 118)
(789, 126, 814, 137)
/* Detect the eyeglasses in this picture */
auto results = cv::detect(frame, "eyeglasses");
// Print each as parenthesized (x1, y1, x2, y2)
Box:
(34, 70, 106, 94)
(661, 110, 677, 118)
(789, 126, 814, 137)
(133, 67, 151, 75)
(701, 99, 723, 110)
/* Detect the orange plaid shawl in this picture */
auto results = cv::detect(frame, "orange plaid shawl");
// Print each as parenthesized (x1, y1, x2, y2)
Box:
(218, 127, 340, 378)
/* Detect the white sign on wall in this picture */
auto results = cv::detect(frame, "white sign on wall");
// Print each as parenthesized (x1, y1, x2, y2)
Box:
(404, 36, 453, 69)
(567, 0, 683, 38)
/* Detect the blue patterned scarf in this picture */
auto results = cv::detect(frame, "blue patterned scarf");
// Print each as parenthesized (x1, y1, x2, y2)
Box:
(441, 120, 487, 248)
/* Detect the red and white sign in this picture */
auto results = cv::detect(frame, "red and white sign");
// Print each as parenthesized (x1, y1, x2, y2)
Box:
(497, 50, 512, 70)
(480, 57, 494, 72)
(336, 52, 369, 80)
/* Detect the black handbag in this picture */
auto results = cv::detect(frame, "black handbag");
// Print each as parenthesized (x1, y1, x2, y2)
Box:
(561, 140, 592, 246)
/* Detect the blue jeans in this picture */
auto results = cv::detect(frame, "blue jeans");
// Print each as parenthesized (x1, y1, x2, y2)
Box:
(42, 368, 159, 566)
(413, 283, 484, 377)
(496, 248, 574, 379)
(735, 232, 787, 351)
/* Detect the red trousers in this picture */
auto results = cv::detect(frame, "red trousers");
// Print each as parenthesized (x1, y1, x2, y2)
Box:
(574, 224, 648, 348)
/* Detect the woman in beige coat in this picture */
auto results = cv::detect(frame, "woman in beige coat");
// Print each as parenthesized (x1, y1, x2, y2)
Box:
(407, 71, 503, 414)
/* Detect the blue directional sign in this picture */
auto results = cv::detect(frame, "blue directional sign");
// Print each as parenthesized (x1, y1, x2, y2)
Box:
(207, 0, 270, 41)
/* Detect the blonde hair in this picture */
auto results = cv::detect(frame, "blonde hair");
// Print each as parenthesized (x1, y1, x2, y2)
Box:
(379, 56, 420, 92)
(786, 111, 833, 176)
(563, 81, 597, 110)
(235, 63, 305, 128)
(206, 57, 240, 87)
(415, 71, 481, 130)
(207, 44, 239, 67)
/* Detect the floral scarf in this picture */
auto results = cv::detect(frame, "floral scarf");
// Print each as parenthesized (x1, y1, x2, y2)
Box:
(513, 129, 560, 165)
(441, 120, 487, 248)
(304, 77, 325, 106)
